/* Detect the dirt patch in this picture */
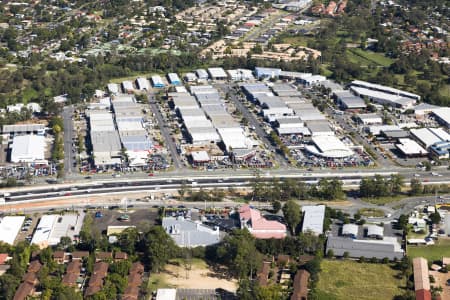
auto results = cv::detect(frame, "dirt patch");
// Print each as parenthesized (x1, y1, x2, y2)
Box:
(430, 270, 450, 300)
(162, 262, 237, 292)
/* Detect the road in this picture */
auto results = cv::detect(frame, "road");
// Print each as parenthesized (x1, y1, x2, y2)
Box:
(147, 93, 183, 169)
(216, 83, 288, 167)
(62, 106, 77, 175)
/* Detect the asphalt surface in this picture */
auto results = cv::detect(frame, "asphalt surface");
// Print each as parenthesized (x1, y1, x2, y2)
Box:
(62, 106, 77, 175)
(147, 93, 183, 169)
(216, 83, 288, 167)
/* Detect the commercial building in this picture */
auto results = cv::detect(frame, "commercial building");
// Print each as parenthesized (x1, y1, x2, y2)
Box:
(301, 205, 325, 235)
(207, 67, 228, 80)
(107, 83, 120, 94)
(151, 75, 165, 88)
(395, 138, 428, 157)
(342, 224, 359, 238)
(121, 80, 134, 92)
(306, 135, 353, 158)
(350, 80, 420, 101)
(31, 214, 85, 249)
(135, 77, 150, 90)
(162, 217, 221, 247)
(326, 235, 404, 260)
(429, 141, 450, 159)
(335, 90, 367, 110)
(413, 257, 431, 300)
(356, 113, 383, 125)
(239, 204, 287, 239)
(167, 73, 181, 85)
(410, 127, 450, 149)
(10, 135, 45, 163)
(432, 108, 450, 128)
(350, 86, 417, 110)
(217, 127, 249, 151)
(195, 69, 209, 81)
(0, 216, 25, 245)
(298, 74, 327, 86)
(2, 124, 45, 136)
(254, 67, 281, 79)
(227, 69, 254, 81)
(184, 72, 197, 82)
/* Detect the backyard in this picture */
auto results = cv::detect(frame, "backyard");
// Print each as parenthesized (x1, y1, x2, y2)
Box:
(316, 260, 405, 300)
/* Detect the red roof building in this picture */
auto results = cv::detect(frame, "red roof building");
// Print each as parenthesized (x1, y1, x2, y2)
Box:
(413, 257, 431, 300)
(0, 253, 9, 265)
(239, 205, 287, 239)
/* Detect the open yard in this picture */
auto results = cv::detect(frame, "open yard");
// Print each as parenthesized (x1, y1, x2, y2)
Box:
(147, 258, 237, 294)
(316, 260, 405, 300)
(407, 239, 450, 262)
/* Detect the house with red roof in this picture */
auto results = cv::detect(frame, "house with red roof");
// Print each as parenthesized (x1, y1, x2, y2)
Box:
(239, 205, 287, 239)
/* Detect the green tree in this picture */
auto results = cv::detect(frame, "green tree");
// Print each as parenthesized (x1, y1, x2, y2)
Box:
(144, 226, 178, 272)
(282, 200, 301, 235)
(0, 274, 20, 299)
(409, 178, 422, 196)
(429, 212, 441, 224)
(272, 201, 281, 213)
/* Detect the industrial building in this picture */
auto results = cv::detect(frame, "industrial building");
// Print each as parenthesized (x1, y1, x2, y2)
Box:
(326, 234, 404, 260)
(151, 75, 165, 88)
(395, 138, 428, 157)
(0, 216, 25, 245)
(183, 72, 197, 82)
(432, 108, 450, 128)
(298, 74, 327, 86)
(254, 67, 281, 79)
(350, 86, 416, 110)
(351, 80, 420, 101)
(429, 141, 450, 159)
(306, 121, 333, 136)
(227, 69, 254, 81)
(10, 135, 45, 163)
(2, 124, 45, 136)
(121, 80, 134, 93)
(195, 69, 209, 81)
(356, 113, 383, 125)
(31, 214, 85, 249)
(335, 91, 367, 110)
(135, 77, 150, 90)
(162, 217, 221, 247)
(306, 135, 353, 158)
(207, 67, 227, 80)
(217, 127, 249, 151)
(167, 73, 181, 85)
(107, 83, 120, 94)
(301, 205, 325, 235)
(410, 127, 450, 149)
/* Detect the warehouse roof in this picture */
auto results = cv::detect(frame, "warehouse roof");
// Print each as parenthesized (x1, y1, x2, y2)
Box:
(351, 80, 420, 100)
(327, 236, 404, 260)
(3, 124, 45, 134)
(367, 225, 384, 237)
(202, 104, 228, 117)
(195, 69, 209, 79)
(342, 224, 359, 237)
(396, 138, 427, 155)
(277, 127, 311, 135)
(297, 109, 327, 121)
(306, 121, 332, 134)
(91, 131, 121, 152)
(411, 128, 450, 148)
(172, 96, 199, 109)
(167, 73, 181, 84)
(0, 216, 25, 244)
(121, 135, 152, 151)
(433, 108, 450, 126)
(32, 214, 84, 248)
(184, 117, 213, 129)
(301, 205, 325, 235)
(135, 77, 150, 90)
(188, 127, 221, 143)
(207, 67, 227, 78)
(156, 289, 177, 300)
(107, 83, 119, 94)
(191, 151, 210, 162)
(218, 127, 248, 150)
(10, 135, 45, 163)
(209, 115, 239, 129)
(350, 86, 416, 107)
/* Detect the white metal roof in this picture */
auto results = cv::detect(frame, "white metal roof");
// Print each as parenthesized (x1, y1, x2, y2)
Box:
(31, 215, 57, 246)
(207, 67, 227, 78)
(107, 83, 119, 94)
(195, 69, 209, 79)
(301, 205, 325, 235)
(309, 135, 353, 158)
(10, 135, 45, 163)
(151, 75, 165, 86)
(167, 73, 181, 84)
(122, 80, 134, 91)
(367, 224, 384, 237)
(342, 224, 359, 237)
(218, 127, 248, 150)
(350, 86, 416, 107)
(156, 289, 177, 300)
(0, 216, 25, 245)
(396, 138, 427, 155)
(411, 128, 450, 148)
(433, 108, 450, 126)
(191, 150, 210, 162)
(351, 80, 420, 100)
(136, 77, 150, 90)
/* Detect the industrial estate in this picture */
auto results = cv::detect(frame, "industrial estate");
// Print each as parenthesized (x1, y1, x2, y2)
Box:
(0, 0, 449, 299)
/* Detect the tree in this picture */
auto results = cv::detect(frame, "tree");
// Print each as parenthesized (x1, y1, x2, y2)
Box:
(272, 201, 281, 214)
(0, 274, 20, 299)
(282, 200, 301, 235)
(144, 226, 178, 272)
(343, 251, 350, 259)
(178, 183, 188, 201)
(410, 178, 423, 196)
(429, 212, 441, 225)
(326, 249, 334, 258)
(398, 214, 409, 231)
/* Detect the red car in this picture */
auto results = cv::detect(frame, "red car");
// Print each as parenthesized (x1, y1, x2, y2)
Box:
(148, 173, 154, 176)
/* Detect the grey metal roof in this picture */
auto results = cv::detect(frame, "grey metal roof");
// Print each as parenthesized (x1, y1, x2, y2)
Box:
(326, 236, 404, 260)
(162, 217, 221, 247)
(301, 205, 325, 235)
(3, 124, 45, 134)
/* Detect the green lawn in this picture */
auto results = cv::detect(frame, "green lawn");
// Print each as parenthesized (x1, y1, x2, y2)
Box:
(350, 48, 394, 67)
(407, 239, 450, 262)
(147, 273, 174, 293)
(361, 195, 405, 205)
(316, 260, 405, 300)
(358, 208, 385, 217)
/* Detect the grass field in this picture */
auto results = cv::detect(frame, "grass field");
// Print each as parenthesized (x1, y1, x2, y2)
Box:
(358, 208, 385, 217)
(316, 260, 405, 300)
(361, 195, 405, 205)
(407, 239, 450, 262)
(349, 48, 394, 67)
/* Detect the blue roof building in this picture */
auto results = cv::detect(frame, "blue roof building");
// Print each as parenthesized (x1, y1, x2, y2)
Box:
(254, 67, 281, 79)
(430, 141, 450, 159)
(167, 73, 181, 85)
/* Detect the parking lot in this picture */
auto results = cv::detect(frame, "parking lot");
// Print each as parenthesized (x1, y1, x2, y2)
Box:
(89, 208, 159, 234)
